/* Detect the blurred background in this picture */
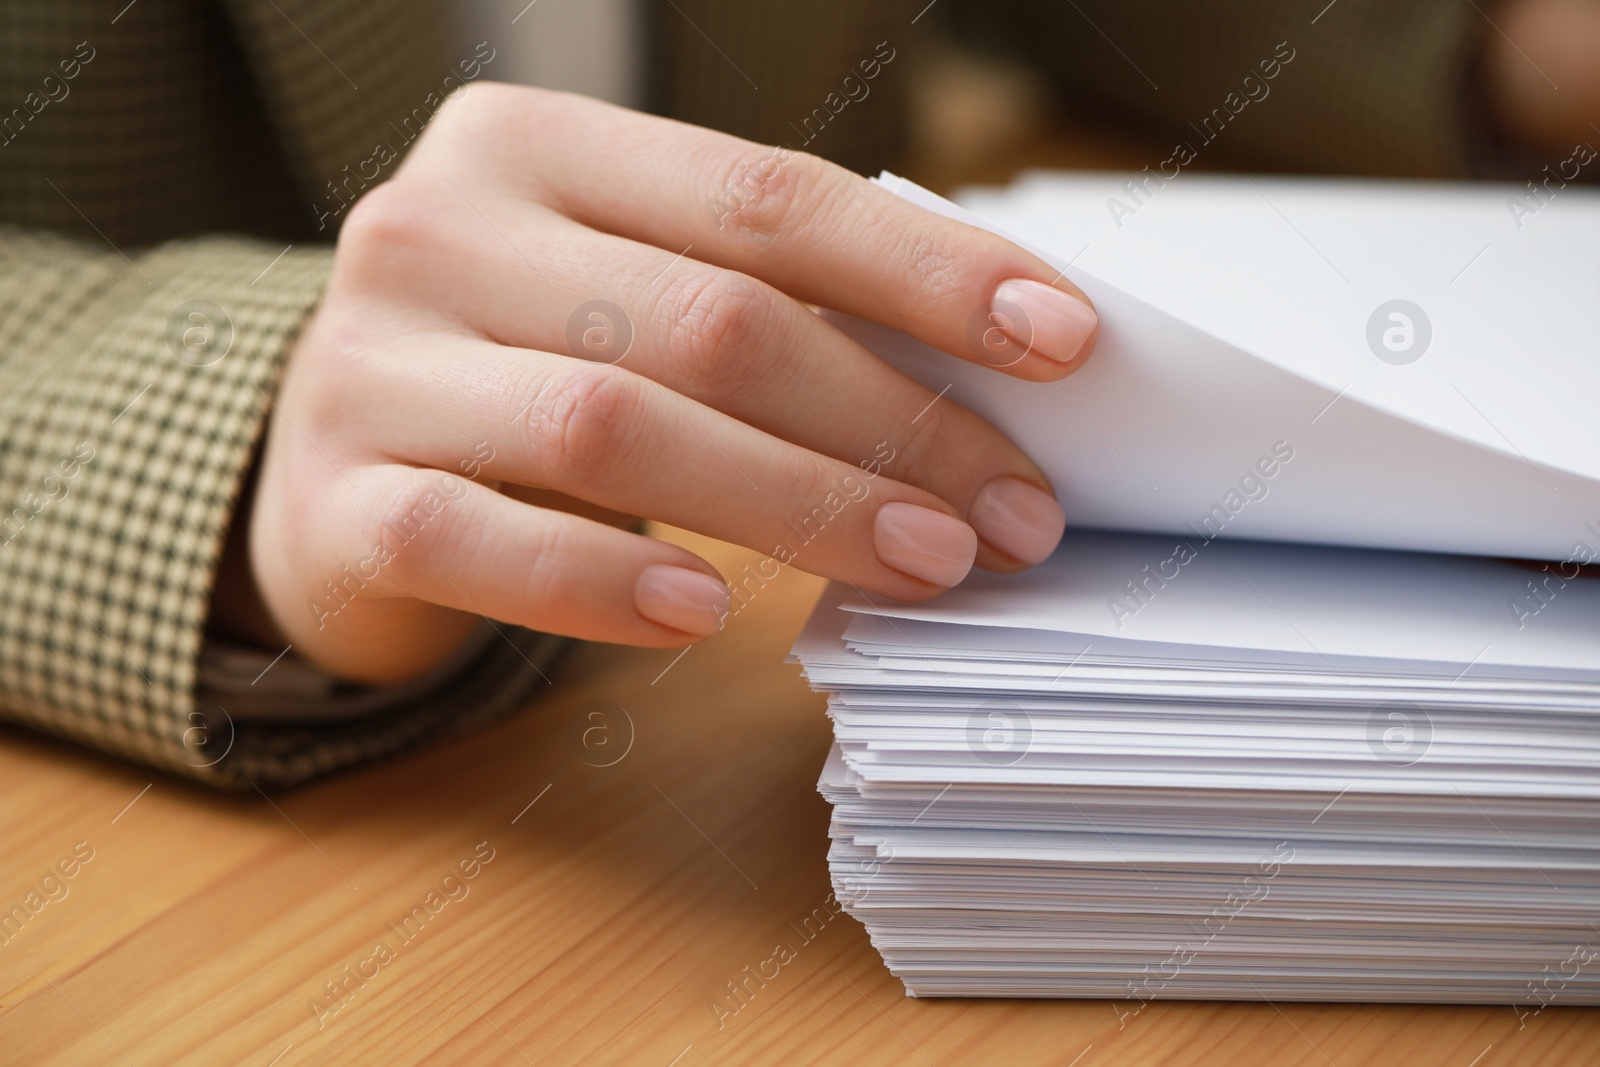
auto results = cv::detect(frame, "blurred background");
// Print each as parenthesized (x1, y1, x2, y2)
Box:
(8, 0, 1593, 253)
(462, 0, 1600, 193)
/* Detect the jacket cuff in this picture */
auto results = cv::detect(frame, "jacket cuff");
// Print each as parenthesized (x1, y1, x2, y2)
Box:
(0, 233, 322, 780)
(0, 232, 570, 788)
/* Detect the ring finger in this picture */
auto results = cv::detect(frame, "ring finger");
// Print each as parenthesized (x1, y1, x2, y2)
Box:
(364, 332, 985, 601)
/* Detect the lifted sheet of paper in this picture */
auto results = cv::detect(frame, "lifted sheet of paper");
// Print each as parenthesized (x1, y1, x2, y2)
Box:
(825, 173, 1600, 563)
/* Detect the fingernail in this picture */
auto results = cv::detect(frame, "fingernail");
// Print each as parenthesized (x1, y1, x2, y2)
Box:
(969, 477, 1066, 566)
(992, 278, 1097, 363)
(873, 502, 977, 587)
(634, 564, 729, 636)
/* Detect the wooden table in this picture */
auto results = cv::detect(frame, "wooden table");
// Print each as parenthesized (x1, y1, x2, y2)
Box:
(1, 529, 1595, 1066)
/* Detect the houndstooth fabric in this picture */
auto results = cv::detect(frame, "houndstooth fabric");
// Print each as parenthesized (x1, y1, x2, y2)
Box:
(0, 0, 574, 789)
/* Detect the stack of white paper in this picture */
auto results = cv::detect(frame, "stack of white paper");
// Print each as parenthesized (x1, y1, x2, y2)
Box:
(793, 176, 1600, 1003)
(793, 533, 1600, 1001)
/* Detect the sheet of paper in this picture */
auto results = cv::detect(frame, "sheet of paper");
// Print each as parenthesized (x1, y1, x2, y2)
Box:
(837, 529, 1600, 674)
(826, 174, 1600, 562)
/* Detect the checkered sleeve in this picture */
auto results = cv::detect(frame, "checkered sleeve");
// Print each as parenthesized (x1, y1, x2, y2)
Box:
(220, 0, 460, 207)
(0, 230, 567, 788)
(0, 0, 582, 788)
(0, 231, 302, 777)
(0, 230, 307, 778)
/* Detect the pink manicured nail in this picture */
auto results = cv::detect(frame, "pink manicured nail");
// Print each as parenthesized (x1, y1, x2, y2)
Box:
(873, 502, 977, 587)
(634, 565, 729, 636)
(992, 278, 1097, 364)
(969, 477, 1066, 566)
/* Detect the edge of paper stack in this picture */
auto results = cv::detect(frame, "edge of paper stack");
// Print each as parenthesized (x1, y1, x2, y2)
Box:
(792, 533, 1600, 1003)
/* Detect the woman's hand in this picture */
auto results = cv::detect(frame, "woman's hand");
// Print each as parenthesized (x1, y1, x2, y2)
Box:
(242, 84, 1098, 684)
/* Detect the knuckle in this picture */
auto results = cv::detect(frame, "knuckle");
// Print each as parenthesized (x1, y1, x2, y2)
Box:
(512, 84, 588, 136)
(521, 363, 641, 488)
(426, 83, 586, 201)
(654, 270, 772, 393)
(706, 142, 826, 239)
(335, 182, 436, 271)
(436, 78, 513, 123)
(284, 304, 413, 437)
(370, 469, 461, 588)
(514, 517, 568, 607)
(423, 80, 518, 138)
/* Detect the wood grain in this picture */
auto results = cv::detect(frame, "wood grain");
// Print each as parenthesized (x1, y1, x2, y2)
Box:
(1, 531, 1594, 1066)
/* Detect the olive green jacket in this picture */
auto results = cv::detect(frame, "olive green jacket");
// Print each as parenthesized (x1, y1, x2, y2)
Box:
(0, 0, 1493, 787)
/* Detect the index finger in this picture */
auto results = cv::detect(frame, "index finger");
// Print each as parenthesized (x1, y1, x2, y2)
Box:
(440, 86, 1099, 382)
